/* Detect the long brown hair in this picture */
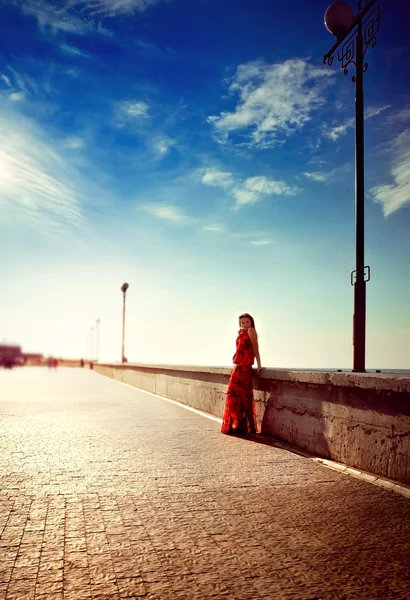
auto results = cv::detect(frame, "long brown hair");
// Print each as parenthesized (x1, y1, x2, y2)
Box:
(238, 313, 255, 329)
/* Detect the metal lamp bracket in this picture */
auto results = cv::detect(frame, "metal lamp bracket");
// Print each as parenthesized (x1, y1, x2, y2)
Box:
(351, 265, 371, 285)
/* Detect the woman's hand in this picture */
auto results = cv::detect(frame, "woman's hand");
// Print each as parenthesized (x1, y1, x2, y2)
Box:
(257, 366, 264, 376)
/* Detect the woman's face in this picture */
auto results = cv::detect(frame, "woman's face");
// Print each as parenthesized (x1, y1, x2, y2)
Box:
(240, 317, 252, 330)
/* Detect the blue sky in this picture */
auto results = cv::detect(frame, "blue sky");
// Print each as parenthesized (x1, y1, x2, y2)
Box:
(0, 0, 409, 369)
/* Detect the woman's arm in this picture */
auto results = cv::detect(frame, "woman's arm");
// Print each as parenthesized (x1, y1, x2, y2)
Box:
(248, 327, 262, 371)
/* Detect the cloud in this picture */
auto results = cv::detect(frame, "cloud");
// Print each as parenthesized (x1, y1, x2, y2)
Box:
(207, 58, 334, 148)
(1, 74, 12, 88)
(119, 100, 149, 120)
(0, 107, 83, 233)
(60, 44, 92, 59)
(232, 188, 258, 206)
(156, 140, 169, 156)
(366, 105, 391, 119)
(6, 66, 29, 92)
(1, 67, 39, 103)
(202, 169, 234, 188)
(243, 176, 298, 196)
(86, 0, 159, 16)
(12, 0, 162, 35)
(9, 91, 25, 102)
(234, 175, 300, 206)
(325, 120, 353, 142)
(15, 1, 97, 35)
(203, 225, 224, 232)
(141, 204, 189, 222)
(201, 169, 300, 207)
(371, 129, 410, 216)
(154, 137, 174, 157)
(303, 171, 330, 182)
(114, 100, 150, 129)
(63, 136, 85, 149)
(232, 175, 300, 206)
(387, 106, 410, 125)
(250, 239, 274, 246)
(325, 104, 391, 141)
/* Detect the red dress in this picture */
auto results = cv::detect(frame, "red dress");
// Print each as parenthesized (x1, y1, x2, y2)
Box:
(221, 328, 257, 434)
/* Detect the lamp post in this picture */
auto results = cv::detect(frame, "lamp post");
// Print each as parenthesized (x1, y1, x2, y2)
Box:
(121, 283, 129, 363)
(85, 332, 89, 362)
(95, 319, 100, 362)
(323, 0, 386, 373)
(89, 326, 94, 362)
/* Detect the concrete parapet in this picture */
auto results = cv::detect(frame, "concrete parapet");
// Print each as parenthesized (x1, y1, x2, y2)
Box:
(94, 362, 410, 485)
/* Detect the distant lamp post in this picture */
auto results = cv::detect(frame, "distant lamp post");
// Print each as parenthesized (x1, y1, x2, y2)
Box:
(89, 326, 94, 362)
(121, 283, 129, 363)
(85, 332, 89, 362)
(322, 0, 386, 373)
(96, 319, 101, 362)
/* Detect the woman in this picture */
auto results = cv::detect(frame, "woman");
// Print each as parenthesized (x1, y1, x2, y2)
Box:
(221, 313, 262, 435)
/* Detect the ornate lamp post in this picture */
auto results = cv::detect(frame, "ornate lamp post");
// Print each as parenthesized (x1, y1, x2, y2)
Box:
(323, 0, 386, 373)
(121, 283, 129, 363)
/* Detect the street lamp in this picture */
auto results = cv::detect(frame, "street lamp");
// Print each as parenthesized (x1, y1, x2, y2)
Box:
(121, 283, 129, 363)
(89, 326, 94, 362)
(323, 0, 386, 373)
(85, 331, 89, 362)
(95, 319, 100, 362)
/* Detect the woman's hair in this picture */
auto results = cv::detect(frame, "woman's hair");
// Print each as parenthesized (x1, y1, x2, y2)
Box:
(238, 313, 255, 329)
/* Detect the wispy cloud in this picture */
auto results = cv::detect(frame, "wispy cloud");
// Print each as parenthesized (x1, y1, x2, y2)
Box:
(141, 204, 189, 222)
(371, 129, 410, 216)
(1, 74, 12, 88)
(0, 107, 83, 233)
(366, 105, 392, 120)
(9, 91, 25, 102)
(202, 169, 300, 206)
(12, 0, 162, 35)
(243, 176, 298, 196)
(324, 120, 353, 142)
(207, 58, 334, 148)
(250, 238, 274, 246)
(203, 225, 224, 232)
(0, 66, 40, 103)
(201, 169, 234, 188)
(203, 225, 272, 245)
(303, 171, 331, 182)
(387, 106, 410, 125)
(86, 0, 159, 16)
(117, 100, 149, 122)
(325, 104, 391, 141)
(153, 137, 174, 157)
(233, 176, 300, 206)
(14, 1, 97, 35)
(5, 69, 22, 93)
(60, 44, 92, 59)
(63, 136, 85, 150)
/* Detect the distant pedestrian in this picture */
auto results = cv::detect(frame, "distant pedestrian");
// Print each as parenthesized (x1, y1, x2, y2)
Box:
(53, 358, 58, 369)
(221, 313, 263, 435)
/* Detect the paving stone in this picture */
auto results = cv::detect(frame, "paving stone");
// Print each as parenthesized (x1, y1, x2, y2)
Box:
(1, 367, 410, 600)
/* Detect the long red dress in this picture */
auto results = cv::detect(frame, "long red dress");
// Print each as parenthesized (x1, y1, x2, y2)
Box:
(221, 328, 257, 435)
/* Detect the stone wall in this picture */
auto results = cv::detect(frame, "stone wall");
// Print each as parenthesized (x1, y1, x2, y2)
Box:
(93, 362, 410, 485)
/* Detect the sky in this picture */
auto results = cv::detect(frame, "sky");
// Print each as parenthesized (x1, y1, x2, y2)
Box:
(0, 0, 409, 370)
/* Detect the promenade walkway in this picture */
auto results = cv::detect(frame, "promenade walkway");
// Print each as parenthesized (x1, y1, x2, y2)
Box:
(0, 368, 409, 600)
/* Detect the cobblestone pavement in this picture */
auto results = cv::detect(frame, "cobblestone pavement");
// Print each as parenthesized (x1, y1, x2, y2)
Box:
(0, 368, 409, 600)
